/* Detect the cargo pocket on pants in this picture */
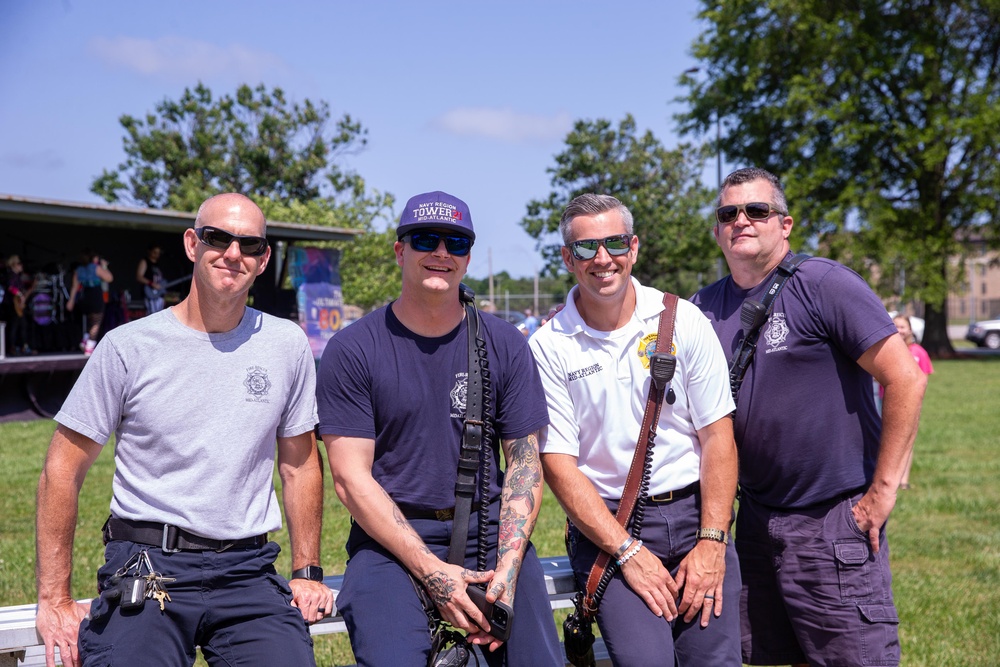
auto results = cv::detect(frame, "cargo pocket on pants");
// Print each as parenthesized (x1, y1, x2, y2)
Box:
(834, 540, 874, 601)
(858, 603, 900, 665)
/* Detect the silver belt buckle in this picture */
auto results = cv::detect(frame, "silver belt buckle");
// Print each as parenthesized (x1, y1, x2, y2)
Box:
(161, 524, 182, 553)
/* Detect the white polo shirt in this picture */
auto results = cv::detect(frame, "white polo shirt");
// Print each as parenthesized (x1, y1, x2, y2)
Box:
(529, 278, 734, 499)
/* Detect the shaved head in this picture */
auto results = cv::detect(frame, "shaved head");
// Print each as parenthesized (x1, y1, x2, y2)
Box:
(195, 193, 266, 234)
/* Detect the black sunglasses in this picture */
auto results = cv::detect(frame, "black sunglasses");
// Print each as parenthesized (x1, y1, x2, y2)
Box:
(715, 202, 782, 225)
(195, 226, 268, 256)
(567, 234, 634, 261)
(403, 231, 473, 256)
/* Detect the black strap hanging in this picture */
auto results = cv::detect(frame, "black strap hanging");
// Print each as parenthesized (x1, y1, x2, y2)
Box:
(728, 254, 810, 403)
(448, 285, 484, 566)
(424, 284, 491, 667)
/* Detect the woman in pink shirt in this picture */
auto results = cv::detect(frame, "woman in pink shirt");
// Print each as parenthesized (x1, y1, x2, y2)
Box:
(893, 315, 933, 489)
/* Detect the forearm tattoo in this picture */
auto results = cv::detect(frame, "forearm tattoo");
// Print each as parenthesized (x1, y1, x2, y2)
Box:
(504, 556, 520, 599)
(382, 487, 432, 556)
(508, 434, 539, 468)
(492, 434, 542, 581)
(503, 435, 542, 511)
(422, 571, 456, 606)
(499, 505, 530, 555)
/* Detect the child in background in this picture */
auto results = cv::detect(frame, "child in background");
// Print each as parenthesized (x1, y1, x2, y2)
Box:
(891, 315, 933, 489)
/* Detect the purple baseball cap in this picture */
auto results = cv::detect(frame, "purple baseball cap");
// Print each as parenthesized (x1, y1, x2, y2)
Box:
(397, 191, 475, 242)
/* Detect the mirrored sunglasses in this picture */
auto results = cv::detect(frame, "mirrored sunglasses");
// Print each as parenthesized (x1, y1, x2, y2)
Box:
(715, 202, 780, 225)
(567, 234, 634, 261)
(195, 226, 268, 256)
(404, 231, 473, 256)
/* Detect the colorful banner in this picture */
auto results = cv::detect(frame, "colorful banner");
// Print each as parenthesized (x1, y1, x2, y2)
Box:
(288, 247, 343, 360)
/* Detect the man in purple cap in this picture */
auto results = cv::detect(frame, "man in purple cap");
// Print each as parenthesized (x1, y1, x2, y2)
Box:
(316, 191, 561, 666)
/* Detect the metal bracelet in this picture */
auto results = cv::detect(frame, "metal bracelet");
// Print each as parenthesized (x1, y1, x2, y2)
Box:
(616, 540, 643, 567)
(613, 536, 636, 560)
(695, 527, 729, 545)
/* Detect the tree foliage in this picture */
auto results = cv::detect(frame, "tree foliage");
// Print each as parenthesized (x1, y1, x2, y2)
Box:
(255, 197, 400, 310)
(92, 83, 372, 211)
(521, 115, 716, 297)
(678, 0, 1000, 355)
(93, 82, 402, 310)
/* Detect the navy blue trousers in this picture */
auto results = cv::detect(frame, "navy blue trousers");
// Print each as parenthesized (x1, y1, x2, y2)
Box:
(79, 540, 315, 666)
(567, 492, 742, 666)
(338, 503, 562, 667)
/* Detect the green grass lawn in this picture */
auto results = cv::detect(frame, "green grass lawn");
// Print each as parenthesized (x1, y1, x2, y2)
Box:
(2, 358, 998, 665)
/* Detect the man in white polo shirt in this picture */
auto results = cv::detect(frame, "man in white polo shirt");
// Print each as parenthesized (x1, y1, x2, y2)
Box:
(529, 193, 741, 665)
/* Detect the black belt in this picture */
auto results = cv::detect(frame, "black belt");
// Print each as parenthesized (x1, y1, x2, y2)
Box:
(398, 502, 483, 522)
(647, 481, 699, 504)
(103, 517, 268, 553)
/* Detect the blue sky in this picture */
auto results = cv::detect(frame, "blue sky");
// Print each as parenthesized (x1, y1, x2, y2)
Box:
(0, 0, 710, 279)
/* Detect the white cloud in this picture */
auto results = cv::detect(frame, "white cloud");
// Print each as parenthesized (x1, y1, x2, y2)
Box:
(2, 150, 64, 171)
(88, 35, 289, 82)
(432, 107, 573, 143)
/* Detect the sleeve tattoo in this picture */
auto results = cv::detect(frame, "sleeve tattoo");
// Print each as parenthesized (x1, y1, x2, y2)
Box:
(497, 434, 542, 569)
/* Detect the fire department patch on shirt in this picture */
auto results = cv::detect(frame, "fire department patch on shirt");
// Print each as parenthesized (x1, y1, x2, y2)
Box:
(637, 333, 676, 370)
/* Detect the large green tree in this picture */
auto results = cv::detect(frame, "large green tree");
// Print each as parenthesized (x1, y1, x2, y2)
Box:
(92, 83, 371, 210)
(93, 83, 400, 309)
(521, 115, 716, 297)
(679, 0, 1000, 356)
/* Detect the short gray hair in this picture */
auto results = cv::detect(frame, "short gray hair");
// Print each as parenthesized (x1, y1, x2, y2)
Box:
(559, 194, 634, 244)
(716, 167, 788, 216)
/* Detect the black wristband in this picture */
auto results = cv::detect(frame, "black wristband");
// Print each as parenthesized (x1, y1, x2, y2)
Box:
(291, 565, 324, 581)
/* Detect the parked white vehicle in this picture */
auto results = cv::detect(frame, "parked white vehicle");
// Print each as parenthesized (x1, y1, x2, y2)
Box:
(966, 316, 1000, 349)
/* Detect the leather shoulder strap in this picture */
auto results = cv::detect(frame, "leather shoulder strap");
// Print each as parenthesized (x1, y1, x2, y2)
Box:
(583, 292, 679, 614)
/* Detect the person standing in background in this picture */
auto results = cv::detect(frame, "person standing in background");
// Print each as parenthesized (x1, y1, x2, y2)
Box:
(2, 254, 35, 356)
(67, 250, 113, 354)
(521, 308, 539, 336)
(892, 315, 933, 490)
(136, 244, 166, 315)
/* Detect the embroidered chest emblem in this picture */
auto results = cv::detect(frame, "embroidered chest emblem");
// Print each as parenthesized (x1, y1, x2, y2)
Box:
(450, 372, 468, 417)
(244, 366, 272, 397)
(763, 313, 790, 349)
(637, 333, 676, 369)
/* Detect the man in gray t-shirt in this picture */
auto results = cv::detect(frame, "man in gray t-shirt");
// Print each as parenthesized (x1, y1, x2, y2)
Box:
(35, 193, 332, 667)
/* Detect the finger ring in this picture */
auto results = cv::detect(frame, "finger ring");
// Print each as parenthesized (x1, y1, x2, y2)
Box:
(704, 595, 715, 600)
(317, 607, 326, 613)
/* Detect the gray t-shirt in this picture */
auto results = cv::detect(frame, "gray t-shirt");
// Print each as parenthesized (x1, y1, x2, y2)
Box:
(56, 307, 318, 539)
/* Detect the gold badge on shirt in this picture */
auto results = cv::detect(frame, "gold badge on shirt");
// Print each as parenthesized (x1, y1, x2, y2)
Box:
(637, 333, 676, 369)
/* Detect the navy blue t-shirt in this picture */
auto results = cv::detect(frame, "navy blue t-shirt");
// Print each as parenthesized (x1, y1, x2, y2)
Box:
(317, 303, 549, 511)
(691, 255, 897, 509)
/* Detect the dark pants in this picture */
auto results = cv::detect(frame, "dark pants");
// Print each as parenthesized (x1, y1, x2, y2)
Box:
(567, 492, 742, 666)
(338, 502, 562, 667)
(737, 492, 900, 666)
(79, 540, 315, 666)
